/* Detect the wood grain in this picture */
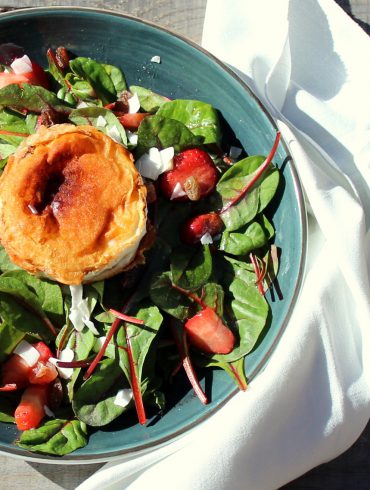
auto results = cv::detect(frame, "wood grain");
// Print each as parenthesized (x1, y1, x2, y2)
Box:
(0, 1, 369, 489)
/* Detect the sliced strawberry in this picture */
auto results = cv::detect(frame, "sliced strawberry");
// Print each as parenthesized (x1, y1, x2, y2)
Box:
(1, 354, 32, 389)
(14, 385, 49, 431)
(0, 61, 49, 90)
(0, 72, 29, 89)
(118, 112, 149, 130)
(184, 307, 235, 355)
(180, 212, 224, 245)
(159, 148, 218, 201)
(33, 342, 53, 363)
(29, 361, 58, 385)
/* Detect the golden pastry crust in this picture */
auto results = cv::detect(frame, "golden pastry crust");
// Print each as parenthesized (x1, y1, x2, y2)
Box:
(0, 124, 147, 285)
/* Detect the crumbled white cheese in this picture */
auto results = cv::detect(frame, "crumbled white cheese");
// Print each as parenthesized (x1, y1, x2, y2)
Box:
(128, 93, 140, 114)
(14, 340, 40, 367)
(10, 55, 32, 74)
(200, 232, 213, 245)
(76, 101, 89, 109)
(150, 55, 161, 64)
(49, 348, 74, 380)
(126, 130, 138, 145)
(136, 146, 174, 180)
(229, 146, 242, 160)
(106, 125, 122, 143)
(69, 285, 99, 335)
(114, 388, 133, 407)
(96, 115, 107, 127)
(170, 182, 187, 200)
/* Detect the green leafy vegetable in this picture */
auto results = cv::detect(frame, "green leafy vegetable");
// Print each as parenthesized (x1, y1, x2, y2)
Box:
(150, 272, 193, 321)
(220, 221, 268, 256)
(156, 99, 221, 145)
(130, 85, 168, 113)
(18, 418, 88, 455)
(170, 245, 213, 291)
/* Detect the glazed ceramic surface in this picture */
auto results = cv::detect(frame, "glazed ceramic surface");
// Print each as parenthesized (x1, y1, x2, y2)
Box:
(0, 7, 306, 462)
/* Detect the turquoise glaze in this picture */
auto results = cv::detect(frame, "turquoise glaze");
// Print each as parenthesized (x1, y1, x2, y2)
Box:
(0, 8, 307, 462)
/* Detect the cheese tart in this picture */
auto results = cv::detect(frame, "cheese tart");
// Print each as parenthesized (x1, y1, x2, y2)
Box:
(0, 124, 147, 285)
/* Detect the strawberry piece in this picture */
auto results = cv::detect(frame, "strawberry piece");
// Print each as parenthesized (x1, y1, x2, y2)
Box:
(118, 112, 149, 130)
(29, 361, 58, 385)
(1, 354, 32, 389)
(15, 385, 49, 431)
(33, 342, 53, 363)
(159, 148, 218, 201)
(180, 212, 223, 245)
(184, 307, 235, 354)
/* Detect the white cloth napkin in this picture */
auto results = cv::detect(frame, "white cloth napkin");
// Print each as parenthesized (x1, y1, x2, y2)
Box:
(78, 1, 370, 488)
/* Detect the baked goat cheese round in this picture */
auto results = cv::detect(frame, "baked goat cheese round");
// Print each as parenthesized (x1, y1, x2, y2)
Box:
(0, 124, 147, 285)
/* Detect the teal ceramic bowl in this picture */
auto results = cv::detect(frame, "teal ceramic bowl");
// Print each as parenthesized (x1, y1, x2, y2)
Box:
(0, 7, 307, 462)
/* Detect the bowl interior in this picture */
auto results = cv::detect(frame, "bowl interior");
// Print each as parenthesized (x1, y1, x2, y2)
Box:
(0, 8, 306, 461)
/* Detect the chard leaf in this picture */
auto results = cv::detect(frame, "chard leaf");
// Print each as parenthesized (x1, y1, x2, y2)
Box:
(72, 357, 129, 427)
(150, 272, 192, 320)
(203, 357, 247, 391)
(69, 57, 117, 105)
(17, 418, 88, 456)
(130, 85, 168, 113)
(116, 303, 163, 384)
(103, 63, 127, 94)
(0, 83, 72, 114)
(170, 245, 213, 291)
(217, 155, 279, 231)
(156, 100, 221, 145)
(220, 221, 268, 256)
(136, 114, 203, 156)
(69, 106, 127, 146)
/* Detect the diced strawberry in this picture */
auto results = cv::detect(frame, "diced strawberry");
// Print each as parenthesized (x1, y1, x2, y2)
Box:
(159, 148, 219, 201)
(33, 342, 53, 363)
(29, 361, 58, 385)
(180, 212, 223, 245)
(184, 307, 235, 354)
(0, 61, 49, 89)
(118, 112, 149, 130)
(1, 354, 32, 389)
(14, 385, 49, 431)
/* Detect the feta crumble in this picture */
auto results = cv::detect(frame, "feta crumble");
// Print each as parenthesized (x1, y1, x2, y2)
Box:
(69, 285, 99, 335)
(150, 55, 161, 64)
(136, 146, 174, 180)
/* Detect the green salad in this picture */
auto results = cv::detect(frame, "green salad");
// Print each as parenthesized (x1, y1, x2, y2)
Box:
(0, 44, 282, 456)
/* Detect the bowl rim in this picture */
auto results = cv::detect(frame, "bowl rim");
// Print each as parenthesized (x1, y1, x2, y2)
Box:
(0, 5, 308, 464)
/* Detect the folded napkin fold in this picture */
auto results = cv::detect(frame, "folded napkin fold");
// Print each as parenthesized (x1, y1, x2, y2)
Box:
(78, 1, 370, 488)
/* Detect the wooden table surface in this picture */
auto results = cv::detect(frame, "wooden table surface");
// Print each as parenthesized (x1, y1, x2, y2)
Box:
(0, 1, 369, 489)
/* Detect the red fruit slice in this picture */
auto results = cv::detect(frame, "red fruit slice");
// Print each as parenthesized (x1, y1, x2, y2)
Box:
(184, 307, 235, 354)
(33, 342, 53, 363)
(180, 212, 224, 245)
(118, 112, 149, 130)
(15, 384, 49, 430)
(29, 361, 58, 385)
(159, 148, 218, 201)
(1, 354, 32, 389)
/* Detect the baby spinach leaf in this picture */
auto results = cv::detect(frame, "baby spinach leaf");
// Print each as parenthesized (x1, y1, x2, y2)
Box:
(156, 100, 221, 145)
(170, 245, 212, 291)
(0, 321, 25, 362)
(2, 270, 64, 324)
(0, 108, 30, 133)
(116, 303, 163, 385)
(0, 293, 54, 341)
(130, 85, 168, 113)
(69, 57, 117, 105)
(150, 272, 192, 320)
(203, 356, 247, 391)
(0, 83, 72, 114)
(220, 221, 268, 256)
(103, 63, 127, 94)
(202, 283, 224, 316)
(0, 141, 18, 161)
(17, 418, 88, 456)
(217, 155, 279, 231)
(72, 357, 129, 427)
(69, 106, 127, 146)
(136, 114, 203, 156)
